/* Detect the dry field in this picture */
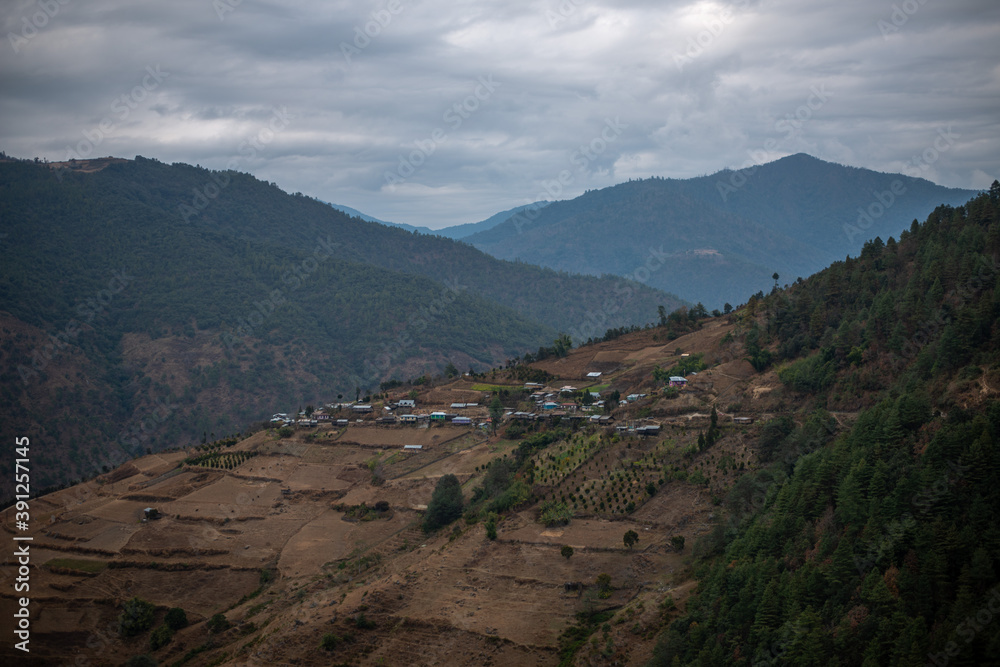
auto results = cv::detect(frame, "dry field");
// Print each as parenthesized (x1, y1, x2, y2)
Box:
(0, 316, 814, 666)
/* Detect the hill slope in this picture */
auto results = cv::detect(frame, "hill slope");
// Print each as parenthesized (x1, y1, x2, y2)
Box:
(3, 186, 999, 666)
(0, 156, 683, 498)
(467, 154, 978, 308)
(652, 184, 1000, 665)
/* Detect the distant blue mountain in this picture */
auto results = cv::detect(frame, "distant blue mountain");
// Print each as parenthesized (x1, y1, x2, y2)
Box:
(325, 201, 549, 239)
(325, 203, 435, 235)
(435, 202, 550, 239)
(464, 154, 978, 308)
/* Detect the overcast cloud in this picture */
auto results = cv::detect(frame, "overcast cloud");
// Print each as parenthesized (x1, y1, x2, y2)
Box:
(2, 0, 997, 228)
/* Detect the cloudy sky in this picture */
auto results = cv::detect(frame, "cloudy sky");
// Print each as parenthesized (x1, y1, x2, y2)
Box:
(2, 0, 998, 229)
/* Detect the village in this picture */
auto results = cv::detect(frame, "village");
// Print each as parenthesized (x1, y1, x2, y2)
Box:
(266, 372, 696, 438)
(1, 317, 786, 666)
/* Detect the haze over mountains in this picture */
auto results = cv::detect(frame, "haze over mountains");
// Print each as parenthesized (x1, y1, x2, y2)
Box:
(327, 201, 549, 240)
(0, 156, 679, 498)
(4, 185, 998, 667)
(464, 154, 979, 308)
(0, 151, 981, 500)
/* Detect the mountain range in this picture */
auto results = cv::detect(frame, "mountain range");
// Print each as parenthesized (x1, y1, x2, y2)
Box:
(4, 185, 998, 667)
(464, 154, 979, 308)
(0, 156, 680, 498)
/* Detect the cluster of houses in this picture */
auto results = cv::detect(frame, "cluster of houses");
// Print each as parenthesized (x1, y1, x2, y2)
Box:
(267, 371, 691, 434)
(384, 399, 488, 427)
(615, 421, 661, 436)
(270, 399, 493, 430)
(530, 385, 598, 412)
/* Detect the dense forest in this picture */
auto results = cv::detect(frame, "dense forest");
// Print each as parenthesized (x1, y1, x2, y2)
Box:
(468, 153, 978, 308)
(652, 184, 1000, 665)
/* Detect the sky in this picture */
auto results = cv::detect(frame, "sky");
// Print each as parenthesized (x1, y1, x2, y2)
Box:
(2, 0, 998, 230)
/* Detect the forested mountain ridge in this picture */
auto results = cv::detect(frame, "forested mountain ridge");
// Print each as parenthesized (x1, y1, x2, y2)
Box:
(467, 154, 978, 309)
(3, 186, 998, 667)
(651, 184, 1000, 665)
(0, 156, 681, 500)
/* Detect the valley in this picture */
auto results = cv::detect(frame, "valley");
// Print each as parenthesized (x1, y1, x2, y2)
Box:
(1, 317, 810, 666)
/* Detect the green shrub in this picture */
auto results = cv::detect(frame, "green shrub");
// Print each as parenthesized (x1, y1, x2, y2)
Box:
(623, 530, 639, 549)
(164, 607, 188, 631)
(149, 624, 173, 651)
(777, 350, 835, 393)
(206, 613, 230, 634)
(352, 613, 376, 630)
(487, 479, 529, 513)
(539, 500, 572, 527)
(423, 474, 464, 532)
(596, 573, 613, 598)
(117, 597, 155, 637)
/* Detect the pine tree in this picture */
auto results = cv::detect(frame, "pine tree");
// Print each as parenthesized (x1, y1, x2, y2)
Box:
(423, 474, 464, 532)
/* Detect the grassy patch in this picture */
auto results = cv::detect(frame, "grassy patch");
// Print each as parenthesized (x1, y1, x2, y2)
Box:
(471, 383, 519, 392)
